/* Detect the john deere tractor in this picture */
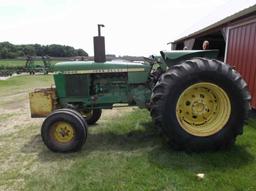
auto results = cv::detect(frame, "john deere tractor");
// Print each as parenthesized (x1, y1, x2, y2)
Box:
(29, 25, 251, 152)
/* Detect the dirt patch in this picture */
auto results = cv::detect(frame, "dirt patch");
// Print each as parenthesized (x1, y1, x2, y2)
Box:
(0, 92, 43, 136)
(0, 73, 27, 81)
(0, 92, 28, 109)
(100, 107, 135, 123)
(0, 76, 11, 80)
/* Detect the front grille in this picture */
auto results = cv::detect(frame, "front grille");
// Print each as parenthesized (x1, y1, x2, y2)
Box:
(65, 74, 89, 97)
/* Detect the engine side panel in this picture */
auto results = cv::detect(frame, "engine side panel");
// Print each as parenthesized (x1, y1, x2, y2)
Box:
(53, 60, 152, 109)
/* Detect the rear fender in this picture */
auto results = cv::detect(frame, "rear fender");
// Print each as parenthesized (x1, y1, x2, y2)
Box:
(160, 50, 219, 67)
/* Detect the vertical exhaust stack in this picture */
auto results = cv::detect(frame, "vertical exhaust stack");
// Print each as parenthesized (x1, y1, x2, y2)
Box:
(94, 24, 106, 62)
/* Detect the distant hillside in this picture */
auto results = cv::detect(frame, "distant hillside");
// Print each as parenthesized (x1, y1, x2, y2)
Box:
(0, 42, 88, 59)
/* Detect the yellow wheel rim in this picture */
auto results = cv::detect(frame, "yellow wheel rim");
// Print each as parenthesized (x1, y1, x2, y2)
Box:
(51, 121, 75, 143)
(176, 82, 231, 137)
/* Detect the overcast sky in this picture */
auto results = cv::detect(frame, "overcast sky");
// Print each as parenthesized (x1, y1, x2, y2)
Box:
(0, 0, 255, 56)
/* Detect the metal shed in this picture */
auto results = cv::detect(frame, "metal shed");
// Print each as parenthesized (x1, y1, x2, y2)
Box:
(170, 4, 256, 108)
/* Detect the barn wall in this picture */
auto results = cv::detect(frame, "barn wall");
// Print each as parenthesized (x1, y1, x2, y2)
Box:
(226, 19, 256, 108)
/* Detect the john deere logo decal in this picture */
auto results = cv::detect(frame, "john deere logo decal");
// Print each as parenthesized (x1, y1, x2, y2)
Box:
(59, 68, 145, 74)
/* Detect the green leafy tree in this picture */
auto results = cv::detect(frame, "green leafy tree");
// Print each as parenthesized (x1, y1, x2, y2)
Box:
(0, 47, 9, 59)
(77, 48, 88, 56)
(23, 45, 36, 56)
(0, 41, 88, 58)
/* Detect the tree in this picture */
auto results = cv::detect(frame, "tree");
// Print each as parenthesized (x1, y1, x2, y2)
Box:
(0, 47, 9, 59)
(77, 49, 88, 56)
(23, 45, 36, 56)
(34, 44, 44, 56)
(0, 41, 88, 58)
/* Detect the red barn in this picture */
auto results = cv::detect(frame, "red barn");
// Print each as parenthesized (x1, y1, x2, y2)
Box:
(170, 4, 256, 108)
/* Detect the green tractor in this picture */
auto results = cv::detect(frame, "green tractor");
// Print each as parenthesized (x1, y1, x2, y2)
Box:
(29, 25, 251, 152)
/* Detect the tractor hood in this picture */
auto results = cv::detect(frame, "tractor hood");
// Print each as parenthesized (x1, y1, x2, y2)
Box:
(160, 50, 219, 66)
(54, 60, 150, 74)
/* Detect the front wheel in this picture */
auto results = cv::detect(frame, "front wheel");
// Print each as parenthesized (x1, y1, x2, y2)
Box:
(150, 58, 251, 152)
(41, 109, 87, 152)
(81, 109, 102, 125)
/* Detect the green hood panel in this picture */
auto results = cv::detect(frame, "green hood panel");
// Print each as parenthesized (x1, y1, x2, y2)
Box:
(54, 60, 150, 73)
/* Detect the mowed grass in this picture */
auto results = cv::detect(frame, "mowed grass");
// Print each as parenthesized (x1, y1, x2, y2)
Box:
(0, 75, 53, 97)
(0, 75, 256, 191)
(0, 59, 62, 68)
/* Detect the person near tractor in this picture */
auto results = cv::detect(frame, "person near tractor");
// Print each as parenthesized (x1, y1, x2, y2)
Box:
(202, 40, 209, 50)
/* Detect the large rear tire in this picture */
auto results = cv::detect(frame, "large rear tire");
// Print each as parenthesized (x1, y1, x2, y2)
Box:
(41, 109, 87, 152)
(150, 58, 251, 152)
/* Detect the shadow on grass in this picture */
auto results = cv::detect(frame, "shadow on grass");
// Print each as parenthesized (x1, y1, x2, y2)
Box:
(147, 144, 254, 172)
(249, 109, 256, 116)
(248, 109, 256, 119)
(248, 110, 256, 127)
(21, 120, 254, 171)
(21, 121, 159, 159)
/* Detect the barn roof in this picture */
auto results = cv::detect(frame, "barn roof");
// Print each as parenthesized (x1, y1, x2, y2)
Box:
(170, 2, 256, 44)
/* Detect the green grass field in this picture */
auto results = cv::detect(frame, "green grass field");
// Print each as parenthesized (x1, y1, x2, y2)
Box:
(0, 75, 256, 191)
(0, 59, 63, 69)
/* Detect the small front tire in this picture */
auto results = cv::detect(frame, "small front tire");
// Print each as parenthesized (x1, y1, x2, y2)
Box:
(41, 109, 87, 152)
